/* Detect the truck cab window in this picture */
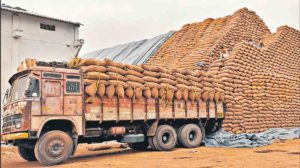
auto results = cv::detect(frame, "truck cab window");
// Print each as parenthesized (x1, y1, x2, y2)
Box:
(66, 81, 80, 93)
(26, 78, 40, 97)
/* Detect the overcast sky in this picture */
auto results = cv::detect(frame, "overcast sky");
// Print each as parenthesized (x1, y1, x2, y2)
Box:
(2, 0, 299, 54)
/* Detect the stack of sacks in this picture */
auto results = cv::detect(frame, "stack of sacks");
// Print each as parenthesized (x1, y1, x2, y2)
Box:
(147, 8, 270, 70)
(210, 26, 300, 134)
(68, 58, 222, 104)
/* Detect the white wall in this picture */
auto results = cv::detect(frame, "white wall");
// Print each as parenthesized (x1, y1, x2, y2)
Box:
(1, 10, 80, 96)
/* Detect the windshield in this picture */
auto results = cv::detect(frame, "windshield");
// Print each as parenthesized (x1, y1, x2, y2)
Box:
(11, 75, 29, 101)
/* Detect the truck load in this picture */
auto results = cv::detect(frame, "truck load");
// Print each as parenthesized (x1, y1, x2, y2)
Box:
(1, 58, 225, 166)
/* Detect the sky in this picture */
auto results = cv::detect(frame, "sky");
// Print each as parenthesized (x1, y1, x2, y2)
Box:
(2, 0, 299, 54)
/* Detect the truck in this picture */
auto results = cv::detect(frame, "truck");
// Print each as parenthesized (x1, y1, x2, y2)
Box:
(1, 62, 225, 166)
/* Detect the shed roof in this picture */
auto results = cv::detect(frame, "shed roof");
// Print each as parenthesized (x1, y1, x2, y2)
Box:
(1, 4, 82, 26)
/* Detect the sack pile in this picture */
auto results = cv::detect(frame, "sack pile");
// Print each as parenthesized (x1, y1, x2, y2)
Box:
(69, 58, 224, 103)
(147, 8, 270, 70)
(214, 26, 300, 134)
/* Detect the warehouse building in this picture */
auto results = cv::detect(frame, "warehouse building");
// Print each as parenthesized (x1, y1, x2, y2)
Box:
(1, 4, 83, 98)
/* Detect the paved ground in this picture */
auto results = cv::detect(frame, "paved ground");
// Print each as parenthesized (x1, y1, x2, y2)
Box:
(1, 139, 299, 168)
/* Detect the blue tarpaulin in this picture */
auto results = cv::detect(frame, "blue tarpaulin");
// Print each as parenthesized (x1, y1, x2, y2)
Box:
(204, 127, 300, 148)
(82, 31, 174, 65)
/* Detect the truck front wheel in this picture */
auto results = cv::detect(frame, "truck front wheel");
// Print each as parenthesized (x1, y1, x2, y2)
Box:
(34, 130, 73, 166)
(149, 125, 177, 151)
(18, 146, 37, 161)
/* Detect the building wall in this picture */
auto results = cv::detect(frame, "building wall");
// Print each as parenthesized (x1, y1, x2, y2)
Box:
(1, 10, 80, 96)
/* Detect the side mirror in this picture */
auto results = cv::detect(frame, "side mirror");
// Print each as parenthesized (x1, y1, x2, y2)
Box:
(3, 89, 9, 104)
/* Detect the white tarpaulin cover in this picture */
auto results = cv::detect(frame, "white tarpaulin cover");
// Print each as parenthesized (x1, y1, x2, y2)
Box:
(82, 31, 174, 65)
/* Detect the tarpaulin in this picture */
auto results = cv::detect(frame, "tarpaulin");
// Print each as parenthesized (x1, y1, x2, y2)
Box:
(204, 127, 300, 148)
(82, 31, 174, 65)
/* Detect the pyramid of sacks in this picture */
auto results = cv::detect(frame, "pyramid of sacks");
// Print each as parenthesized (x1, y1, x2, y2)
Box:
(146, 8, 271, 70)
(214, 26, 300, 134)
(146, 8, 300, 133)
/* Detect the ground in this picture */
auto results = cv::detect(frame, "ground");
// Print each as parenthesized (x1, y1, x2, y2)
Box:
(1, 139, 299, 168)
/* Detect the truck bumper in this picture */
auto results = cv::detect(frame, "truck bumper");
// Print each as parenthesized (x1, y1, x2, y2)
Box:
(1, 132, 29, 141)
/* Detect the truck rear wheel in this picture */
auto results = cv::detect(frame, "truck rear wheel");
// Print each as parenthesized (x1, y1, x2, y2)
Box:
(34, 130, 73, 166)
(150, 125, 177, 151)
(18, 146, 37, 161)
(177, 124, 202, 148)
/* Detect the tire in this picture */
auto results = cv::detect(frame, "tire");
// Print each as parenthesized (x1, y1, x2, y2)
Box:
(34, 131, 74, 166)
(18, 146, 37, 161)
(177, 124, 202, 148)
(151, 125, 177, 151)
(129, 140, 149, 150)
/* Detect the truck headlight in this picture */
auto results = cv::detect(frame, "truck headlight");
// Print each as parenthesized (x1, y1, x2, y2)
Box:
(15, 122, 21, 129)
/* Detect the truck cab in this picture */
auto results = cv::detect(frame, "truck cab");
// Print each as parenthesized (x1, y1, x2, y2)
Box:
(2, 66, 84, 165)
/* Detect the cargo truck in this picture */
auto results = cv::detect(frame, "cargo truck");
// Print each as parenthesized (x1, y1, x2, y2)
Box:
(1, 63, 225, 166)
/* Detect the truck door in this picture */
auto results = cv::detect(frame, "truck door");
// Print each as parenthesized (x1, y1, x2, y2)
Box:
(63, 74, 83, 115)
(42, 72, 63, 115)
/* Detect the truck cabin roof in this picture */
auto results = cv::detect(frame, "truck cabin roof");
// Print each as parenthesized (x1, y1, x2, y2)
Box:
(9, 66, 81, 85)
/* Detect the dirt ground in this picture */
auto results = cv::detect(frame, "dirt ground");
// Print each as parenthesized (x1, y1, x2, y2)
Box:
(1, 139, 299, 168)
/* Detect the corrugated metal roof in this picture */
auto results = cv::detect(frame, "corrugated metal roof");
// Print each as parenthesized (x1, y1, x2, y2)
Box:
(1, 4, 82, 26)
(82, 31, 175, 65)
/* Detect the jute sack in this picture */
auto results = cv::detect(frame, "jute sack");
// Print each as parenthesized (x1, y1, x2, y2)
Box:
(84, 79, 108, 86)
(107, 72, 128, 81)
(116, 85, 125, 98)
(187, 75, 201, 82)
(160, 83, 177, 91)
(108, 80, 128, 88)
(183, 89, 189, 101)
(166, 90, 174, 101)
(202, 92, 209, 101)
(175, 90, 183, 100)
(126, 65, 144, 73)
(78, 59, 106, 66)
(160, 73, 176, 80)
(104, 59, 126, 68)
(215, 92, 220, 101)
(135, 87, 143, 99)
(160, 78, 177, 86)
(143, 76, 160, 83)
(97, 84, 106, 97)
(143, 70, 160, 77)
(144, 82, 161, 89)
(176, 84, 190, 90)
(106, 66, 128, 75)
(158, 67, 172, 74)
(151, 87, 159, 98)
(126, 87, 134, 98)
(85, 82, 97, 97)
(195, 92, 201, 102)
(176, 78, 191, 85)
(142, 64, 159, 72)
(84, 72, 110, 80)
(126, 75, 145, 84)
(106, 85, 115, 98)
(189, 91, 196, 101)
(127, 81, 145, 89)
(173, 69, 187, 75)
(209, 92, 215, 100)
(126, 69, 143, 78)
(80, 65, 106, 73)
(173, 72, 188, 80)
(143, 87, 152, 98)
